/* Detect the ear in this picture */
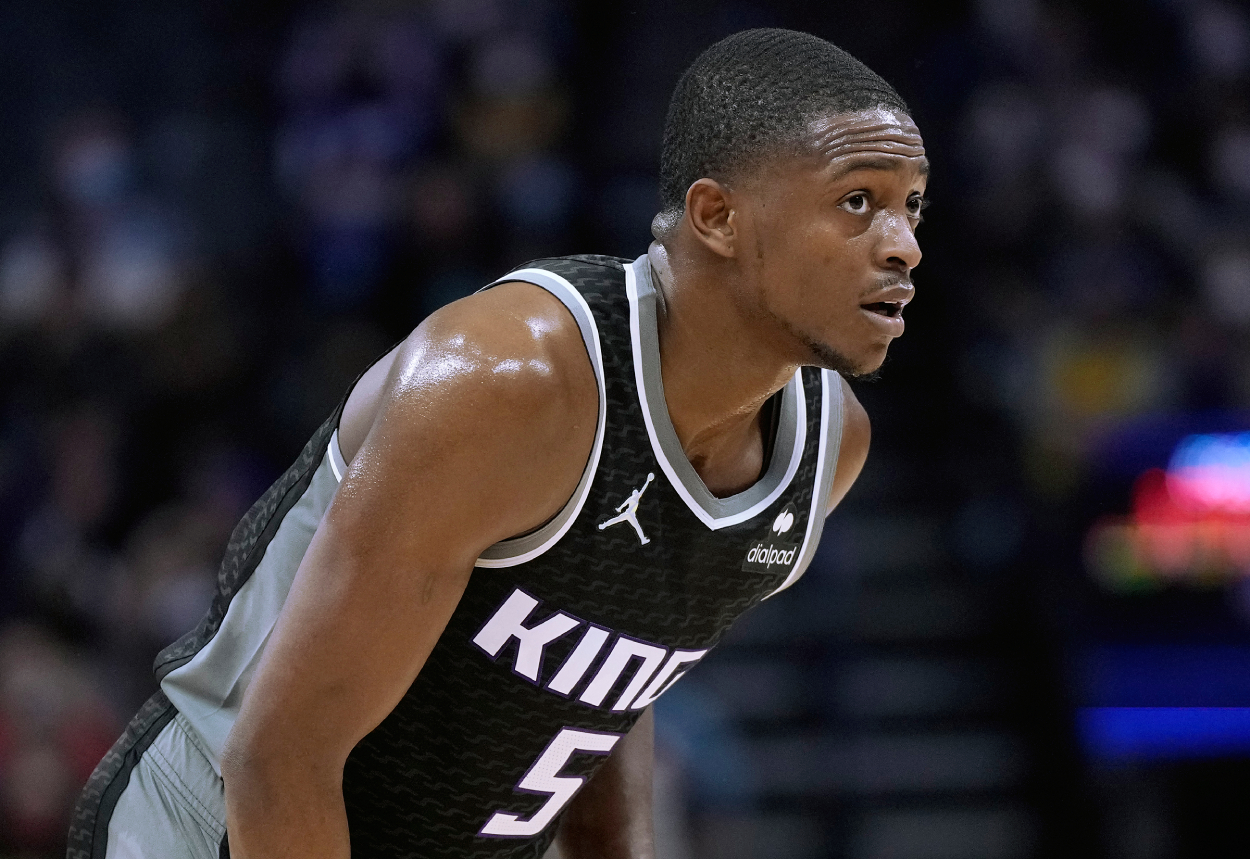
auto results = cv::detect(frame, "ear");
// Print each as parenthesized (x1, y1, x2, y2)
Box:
(684, 179, 737, 259)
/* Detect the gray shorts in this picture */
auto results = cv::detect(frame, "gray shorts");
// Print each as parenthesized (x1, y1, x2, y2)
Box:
(67, 692, 226, 859)
(68, 693, 568, 859)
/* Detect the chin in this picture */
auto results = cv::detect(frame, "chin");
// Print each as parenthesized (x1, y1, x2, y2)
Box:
(805, 338, 886, 378)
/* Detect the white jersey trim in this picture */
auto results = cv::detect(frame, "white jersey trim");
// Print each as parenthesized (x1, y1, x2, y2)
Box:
(626, 256, 807, 531)
(765, 369, 845, 598)
(472, 268, 607, 568)
(328, 429, 347, 481)
(321, 269, 606, 569)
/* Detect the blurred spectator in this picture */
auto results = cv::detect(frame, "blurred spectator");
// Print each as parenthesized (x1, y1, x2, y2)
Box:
(0, 623, 117, 854)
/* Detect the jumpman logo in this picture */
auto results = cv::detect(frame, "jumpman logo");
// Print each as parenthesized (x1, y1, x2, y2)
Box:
(598, 473, 655, 545)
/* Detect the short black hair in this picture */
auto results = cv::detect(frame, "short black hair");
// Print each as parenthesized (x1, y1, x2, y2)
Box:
(657, 28, 909, 226)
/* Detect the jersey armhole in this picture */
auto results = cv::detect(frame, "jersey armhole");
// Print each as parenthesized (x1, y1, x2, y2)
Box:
(764, 369, 846, 598)
(470, 269, 608, 567)
(322, 271, 606, 568)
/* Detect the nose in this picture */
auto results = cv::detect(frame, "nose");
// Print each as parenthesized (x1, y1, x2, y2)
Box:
(876, 211, 922, 273)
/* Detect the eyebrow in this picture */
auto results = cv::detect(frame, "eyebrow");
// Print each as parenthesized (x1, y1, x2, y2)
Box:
(826, 154, 930, 183)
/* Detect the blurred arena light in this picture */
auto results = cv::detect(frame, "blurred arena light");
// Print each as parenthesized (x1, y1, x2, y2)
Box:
(1085, 431, 1250, 592)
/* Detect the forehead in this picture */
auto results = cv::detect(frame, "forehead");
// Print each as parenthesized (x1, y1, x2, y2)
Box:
(802, 107, 928, 179)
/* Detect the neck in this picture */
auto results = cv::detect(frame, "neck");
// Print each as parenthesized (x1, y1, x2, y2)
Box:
(646, 241, 798, 487)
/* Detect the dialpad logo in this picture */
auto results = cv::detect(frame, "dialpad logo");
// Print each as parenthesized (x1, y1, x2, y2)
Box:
(740, 502, 801, 573)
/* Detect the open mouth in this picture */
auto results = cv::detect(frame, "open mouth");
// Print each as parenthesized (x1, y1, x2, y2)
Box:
(861, 301, 904, 318)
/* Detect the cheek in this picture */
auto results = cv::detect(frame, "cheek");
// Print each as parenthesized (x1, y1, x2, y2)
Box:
(763, 217, 835, 268)
(796, 226, 863, 289)
(753, 208, 862, 311)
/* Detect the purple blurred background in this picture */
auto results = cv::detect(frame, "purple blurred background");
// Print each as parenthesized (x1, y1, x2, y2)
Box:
(1, 1, 1248, 856)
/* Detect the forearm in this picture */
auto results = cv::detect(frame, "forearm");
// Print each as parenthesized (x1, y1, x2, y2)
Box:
(554, 709, 656, 859)
(222, 759, 351, 859)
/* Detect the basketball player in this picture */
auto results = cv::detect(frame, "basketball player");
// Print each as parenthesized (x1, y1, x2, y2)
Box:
(68, 28, 926, 859)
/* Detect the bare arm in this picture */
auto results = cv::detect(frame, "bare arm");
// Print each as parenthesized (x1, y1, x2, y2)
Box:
(552, 707, 655, 859)
(219, 284, 599, 858)
(828, 375, 870, 515)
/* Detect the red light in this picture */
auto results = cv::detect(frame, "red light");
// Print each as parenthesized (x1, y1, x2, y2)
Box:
(1087, 434, 1250, 591)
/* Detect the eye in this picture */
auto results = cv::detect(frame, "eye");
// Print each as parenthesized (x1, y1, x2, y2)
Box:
(907, 194, 929, 221)
(839, 193, 870, 215)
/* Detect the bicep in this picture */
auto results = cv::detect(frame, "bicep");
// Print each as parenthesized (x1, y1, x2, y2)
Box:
(226, 298, 598, 775)
(826, 376, 870, 516)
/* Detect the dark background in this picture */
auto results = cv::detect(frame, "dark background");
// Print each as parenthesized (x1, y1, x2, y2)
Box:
(1, 1, 1248, 857)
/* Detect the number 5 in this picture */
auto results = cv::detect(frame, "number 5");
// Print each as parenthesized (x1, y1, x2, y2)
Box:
(479, 727, 622, 838)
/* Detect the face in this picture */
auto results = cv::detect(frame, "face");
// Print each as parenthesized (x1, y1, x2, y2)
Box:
(735, 108, 928, 376)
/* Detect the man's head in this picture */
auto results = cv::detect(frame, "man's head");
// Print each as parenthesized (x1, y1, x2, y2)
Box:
(655, 29, 928, 377)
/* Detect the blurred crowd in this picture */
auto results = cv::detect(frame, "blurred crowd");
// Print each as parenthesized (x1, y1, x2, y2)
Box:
(0, 0, 1247, 856)
(941, 0, 1250, 498)
(0, 1, 597, 852)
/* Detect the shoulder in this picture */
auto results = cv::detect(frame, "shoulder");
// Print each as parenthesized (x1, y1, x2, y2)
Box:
(343, 282, 600, 551)
(826, 374, 869, 516)
(393, 254, 630, 404)
(399, 282, 595, 391)
(381, 254, 629, 431)
(385, 282, 600, 462)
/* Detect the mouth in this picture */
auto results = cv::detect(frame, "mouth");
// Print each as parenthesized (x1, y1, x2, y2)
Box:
(860, 301, 905, 319)
(858, 300, 906, 337)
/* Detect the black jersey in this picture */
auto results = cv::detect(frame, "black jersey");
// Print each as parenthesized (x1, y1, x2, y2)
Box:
(142, 254, 845, 858)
